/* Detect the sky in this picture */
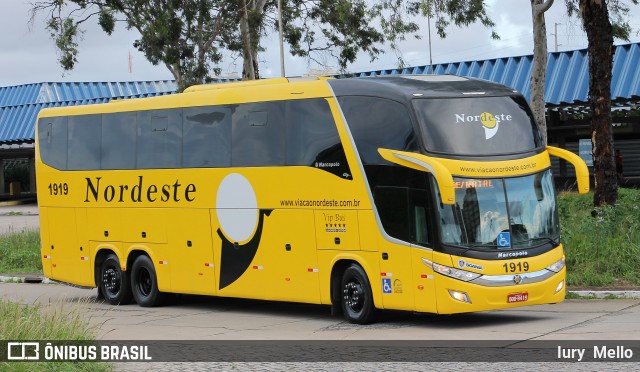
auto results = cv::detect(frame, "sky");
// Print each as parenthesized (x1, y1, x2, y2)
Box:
(1, 0, 640, 87)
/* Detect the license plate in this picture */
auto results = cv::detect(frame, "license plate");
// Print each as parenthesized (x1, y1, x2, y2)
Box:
(507, 292, 528, 303)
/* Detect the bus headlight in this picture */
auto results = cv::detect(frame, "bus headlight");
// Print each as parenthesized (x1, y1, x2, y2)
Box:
(421, 258, 481, 282)
(448, 290, 471, 303)
(546, 257, 566, 273)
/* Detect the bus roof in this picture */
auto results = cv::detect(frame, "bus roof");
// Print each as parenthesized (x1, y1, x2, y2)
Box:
(328, 75, 520, 101)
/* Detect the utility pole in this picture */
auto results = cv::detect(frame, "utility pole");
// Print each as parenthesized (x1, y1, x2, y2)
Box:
(427, 10, 433, 73)
(277, 0, 286, 77)
(552, 22, 561, 52)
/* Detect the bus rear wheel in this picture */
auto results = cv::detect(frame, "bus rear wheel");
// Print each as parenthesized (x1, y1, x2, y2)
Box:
(341, 264, 376, 324)
(131, 255, 164, 307)
(100, 254, 132, 305)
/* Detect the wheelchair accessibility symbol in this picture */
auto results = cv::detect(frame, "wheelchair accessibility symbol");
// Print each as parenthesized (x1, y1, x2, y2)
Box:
(382, 278, 392, 294)
(497, 232, 511, 248)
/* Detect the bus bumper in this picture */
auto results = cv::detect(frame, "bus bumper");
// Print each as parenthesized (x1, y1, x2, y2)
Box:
(434, 268, 566, 314)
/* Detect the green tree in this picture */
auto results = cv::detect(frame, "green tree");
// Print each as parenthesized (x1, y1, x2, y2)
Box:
(565, 0, 638, 207)
(30, 0, 237, 92)
(280, 0, 498, 71)
(31, 0, 498, 89)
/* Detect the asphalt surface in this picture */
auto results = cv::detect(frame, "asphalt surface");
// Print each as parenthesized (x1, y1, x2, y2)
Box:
(2, 282, 640, 371)
(0, 201, 39, 234)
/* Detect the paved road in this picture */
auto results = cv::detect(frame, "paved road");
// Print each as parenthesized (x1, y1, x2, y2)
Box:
(0, 202, 39, 234)
(3, 282, 640, 340)
(3, 279, 640, 370)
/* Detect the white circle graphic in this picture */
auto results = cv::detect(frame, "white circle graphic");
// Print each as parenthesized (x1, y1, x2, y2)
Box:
(216, 173, 258, 243)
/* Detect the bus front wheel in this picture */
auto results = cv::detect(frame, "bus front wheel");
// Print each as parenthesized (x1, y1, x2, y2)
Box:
(100, 254, 132, 305)
(131, 255, 164, 307)
(341, 264, 376, 324)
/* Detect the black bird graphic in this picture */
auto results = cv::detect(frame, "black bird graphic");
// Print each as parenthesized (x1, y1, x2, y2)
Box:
(217, 209, 272, 290)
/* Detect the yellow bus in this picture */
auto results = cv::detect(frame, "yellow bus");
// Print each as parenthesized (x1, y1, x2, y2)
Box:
(36, 75, 589, 324)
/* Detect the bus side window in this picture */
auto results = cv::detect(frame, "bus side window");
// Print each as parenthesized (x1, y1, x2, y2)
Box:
(68, 114, 101, 170)
(136, 109, 182, 169)
(337, 96, 419, 165)
(410, 189, 431, 246)
(232, 102, 285, 167)
(38, 117, 68, 170)
(374, 186, 411, 242)
(183, 107, 231, 168)
(102, 112, 137, 170)
(375, 186, 433, 246)
(286, 99, 351, 178)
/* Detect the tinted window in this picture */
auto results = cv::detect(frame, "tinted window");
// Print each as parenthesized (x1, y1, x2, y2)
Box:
(183, 106, 231, 167)
(374, 186, 432, 245)
(338, 96, 419, 164)
(413, 96, 542, 155)
(38, 116, 68, 170)
(102, 112, 137, 169)
(286, 99, 351, 178)
(375, 187, 410, 242)
(232, 102, 285, 167)
(136, 109, 182, 168)
(68, 114, 101, 170)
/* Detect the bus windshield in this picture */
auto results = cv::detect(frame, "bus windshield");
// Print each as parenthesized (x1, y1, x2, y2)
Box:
(437, 170, 559, 250)
(413, 96, 543, 156)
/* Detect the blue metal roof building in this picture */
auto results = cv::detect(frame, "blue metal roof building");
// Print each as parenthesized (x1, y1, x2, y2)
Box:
(2, 43, 640, 145)
(352, 42, 640, 109)
(0, 81, 177, 145)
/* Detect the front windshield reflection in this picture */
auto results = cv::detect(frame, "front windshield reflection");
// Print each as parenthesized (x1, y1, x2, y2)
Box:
(437, 170, 559, 250)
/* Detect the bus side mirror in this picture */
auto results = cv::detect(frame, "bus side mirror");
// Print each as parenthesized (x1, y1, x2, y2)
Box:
(378, 148, 455, 205)
(546, 146, 590, 194)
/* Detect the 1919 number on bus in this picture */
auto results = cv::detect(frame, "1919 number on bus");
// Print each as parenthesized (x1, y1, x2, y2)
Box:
(48, 183, 68, 196)
(503, 261, 529, 273)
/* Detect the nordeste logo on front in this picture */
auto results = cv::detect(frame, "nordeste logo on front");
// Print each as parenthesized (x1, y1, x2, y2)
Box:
(455, 112, 513, 140)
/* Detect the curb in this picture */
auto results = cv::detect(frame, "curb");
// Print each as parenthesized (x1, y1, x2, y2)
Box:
(0, 275, 53, 284)
(1, 275, 640, 299)
(0, 198, 37, 207)
(569, 290, 640, 299)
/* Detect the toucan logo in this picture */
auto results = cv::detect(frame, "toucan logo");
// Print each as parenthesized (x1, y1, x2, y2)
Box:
(455, 112, 513, 140)
(215, 173, 271, 290)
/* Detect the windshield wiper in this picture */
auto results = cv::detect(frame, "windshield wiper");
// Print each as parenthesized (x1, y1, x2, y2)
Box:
(526, 237, 559, 247)
(452, 242, 499, 254)
(467, 242, 499, 248)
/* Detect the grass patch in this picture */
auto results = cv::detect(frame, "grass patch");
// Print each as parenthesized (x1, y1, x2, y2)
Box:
(559, 188, 640, 287)
(0, 231, 42, 274)
(565, 292, 598, 300)
(0, 298, 111, 371)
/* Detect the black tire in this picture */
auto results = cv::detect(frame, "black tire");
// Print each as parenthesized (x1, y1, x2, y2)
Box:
(131, 255, 164, 307)
(341, 264, 376, 324)
(100, 254, 132, 305)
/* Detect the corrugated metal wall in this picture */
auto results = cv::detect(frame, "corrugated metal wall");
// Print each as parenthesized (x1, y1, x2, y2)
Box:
(351, 43, 640, 106)
(0, 81, 177, 144)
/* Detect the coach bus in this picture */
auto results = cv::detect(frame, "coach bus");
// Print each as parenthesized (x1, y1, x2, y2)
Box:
(36, 75, 589, 324)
